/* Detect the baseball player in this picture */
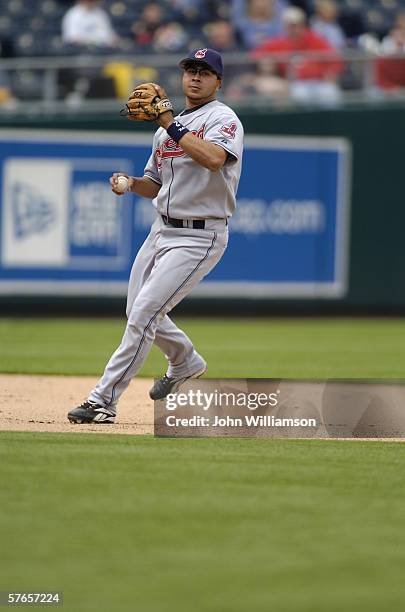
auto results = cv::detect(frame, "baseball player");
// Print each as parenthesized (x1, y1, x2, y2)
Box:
(68, 48, 244, 424)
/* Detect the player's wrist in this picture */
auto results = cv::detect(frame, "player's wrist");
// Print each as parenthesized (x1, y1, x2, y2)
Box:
(128, 177, 138, 192)
(157, 111, 175, 129)
(166, 120, 190, 143)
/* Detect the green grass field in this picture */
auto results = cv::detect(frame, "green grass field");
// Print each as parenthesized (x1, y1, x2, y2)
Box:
(0, 317, 404, 378)
(1, 433, 405, 612)
(1, 317, 405, 611)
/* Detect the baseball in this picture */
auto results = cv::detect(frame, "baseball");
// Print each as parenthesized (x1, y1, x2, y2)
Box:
(115, 175, 129, 193)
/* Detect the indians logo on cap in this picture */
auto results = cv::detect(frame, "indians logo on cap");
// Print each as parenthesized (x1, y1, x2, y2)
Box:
(194, 48, 208, 59)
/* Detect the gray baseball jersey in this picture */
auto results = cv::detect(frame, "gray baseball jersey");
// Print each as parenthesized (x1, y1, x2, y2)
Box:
(85, 99, 244, 416)
(143, 99, 244, 219)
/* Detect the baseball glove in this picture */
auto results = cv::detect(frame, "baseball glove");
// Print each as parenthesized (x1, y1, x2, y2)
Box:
(121, 83, 173, 121)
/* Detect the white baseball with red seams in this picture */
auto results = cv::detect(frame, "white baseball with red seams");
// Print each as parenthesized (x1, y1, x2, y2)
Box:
(87, 98, 244, 414)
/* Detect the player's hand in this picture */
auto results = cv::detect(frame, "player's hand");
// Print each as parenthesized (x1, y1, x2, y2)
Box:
(109, 172, 134, 196)
(152, 83, 167, 99)
(152, 83, 174, 128)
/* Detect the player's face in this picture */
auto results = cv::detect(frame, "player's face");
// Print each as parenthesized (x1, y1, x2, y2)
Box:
(182, 66, 221, 105)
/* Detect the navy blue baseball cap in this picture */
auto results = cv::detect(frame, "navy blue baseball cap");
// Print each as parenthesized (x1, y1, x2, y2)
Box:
(179, 48, 223, 78)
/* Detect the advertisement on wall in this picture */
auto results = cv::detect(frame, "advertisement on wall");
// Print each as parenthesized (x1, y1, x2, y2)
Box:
(0, 130, 351, 299)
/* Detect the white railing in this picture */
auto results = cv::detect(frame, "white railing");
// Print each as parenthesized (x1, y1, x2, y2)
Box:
(0, 50, 404, 115)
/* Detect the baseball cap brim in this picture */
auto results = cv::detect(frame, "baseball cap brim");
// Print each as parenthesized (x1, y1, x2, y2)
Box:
(179, 58, 221, 78)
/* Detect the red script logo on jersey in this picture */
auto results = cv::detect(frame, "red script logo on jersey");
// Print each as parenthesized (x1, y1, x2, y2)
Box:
(155, 124, 206, 168)
(219, 122, 237, 139)
(194, 48, 208, 59)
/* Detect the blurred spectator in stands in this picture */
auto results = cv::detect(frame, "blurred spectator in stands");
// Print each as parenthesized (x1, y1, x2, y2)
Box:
(232, 0, 286, 49)
(167, 0, 230, 24)
(310, 0, 346, 49)
(376, 12, 405, 91)
(381, 11, 405, 55)
(202, 20, 245, 93)
(152, 22, 189, 53)
(204, 20, 240, 53)
(227, 56, 289, 102)
(132, 3, 164, 50)
(167, 0, 206, 24)
(62, 0, 118, 48)
(252, 7, 343, 104)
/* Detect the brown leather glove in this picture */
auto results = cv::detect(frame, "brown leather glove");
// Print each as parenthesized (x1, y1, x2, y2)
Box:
(121, 83, 173, 121)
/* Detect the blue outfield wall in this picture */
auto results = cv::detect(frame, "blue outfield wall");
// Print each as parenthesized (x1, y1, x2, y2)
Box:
(0, 131, 350, 300)
(0, 104, 404, 311)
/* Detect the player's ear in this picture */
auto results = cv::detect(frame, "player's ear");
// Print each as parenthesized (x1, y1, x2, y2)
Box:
(216, 78, 222, 91)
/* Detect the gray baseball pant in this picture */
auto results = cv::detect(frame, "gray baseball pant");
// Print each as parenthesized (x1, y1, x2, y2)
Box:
(89, 215, 228, 412)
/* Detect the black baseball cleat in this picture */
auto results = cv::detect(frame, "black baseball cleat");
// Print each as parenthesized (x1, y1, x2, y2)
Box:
(149, 366, 207, 400)
(67, 401, 115, 424)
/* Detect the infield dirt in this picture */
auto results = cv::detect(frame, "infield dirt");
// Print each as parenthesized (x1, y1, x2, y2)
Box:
(1, 374, 405, 441)
(0, 374, 153, 435)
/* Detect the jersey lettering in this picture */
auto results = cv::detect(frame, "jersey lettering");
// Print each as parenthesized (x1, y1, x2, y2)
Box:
(155, 124, 205, 168)
(144, 100, 243, 219)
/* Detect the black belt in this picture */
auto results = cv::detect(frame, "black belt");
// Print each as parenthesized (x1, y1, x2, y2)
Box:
(161, 214, 205, 229)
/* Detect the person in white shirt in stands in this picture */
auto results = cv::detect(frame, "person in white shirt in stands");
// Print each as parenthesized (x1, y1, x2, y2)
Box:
(62, 0, 118, 48)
